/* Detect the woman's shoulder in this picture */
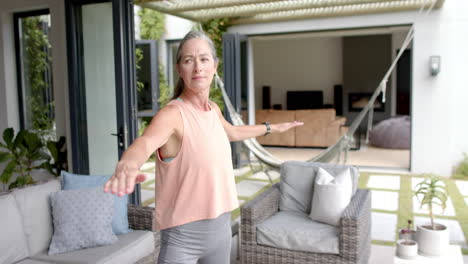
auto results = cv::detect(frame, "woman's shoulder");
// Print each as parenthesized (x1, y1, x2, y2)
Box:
(156, 102, 181, 117)
(209, 100, 221, 112)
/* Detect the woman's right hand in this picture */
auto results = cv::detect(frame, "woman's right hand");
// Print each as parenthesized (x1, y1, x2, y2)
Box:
(104, 162, 147, 196)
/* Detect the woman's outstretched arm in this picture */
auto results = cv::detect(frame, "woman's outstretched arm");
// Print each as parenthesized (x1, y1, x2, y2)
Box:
(211, 102, 303, 142)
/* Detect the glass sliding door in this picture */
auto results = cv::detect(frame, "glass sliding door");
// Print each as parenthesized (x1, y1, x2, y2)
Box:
(66, 0, 137, 178)
(81, 3, 119, 174)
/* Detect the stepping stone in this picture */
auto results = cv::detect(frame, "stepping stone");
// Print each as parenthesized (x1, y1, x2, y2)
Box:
(249, 170, 280, 181)
(371, 190, 399, 211)
(414, 216, 467, 249)
(141, 172, 156, 184)
(412, 177, 445, 191)
(141, 189, 155, 207)
(234, 166, 251, 177)
(413, 196, 456, 216)
(369, 245, 395, 264)
(455, 180, 468, 196)
(236, 180, 269, 197)
(140, 162, 155, 171)
(371, 212, 397, 242)
(238, 199, 246, 206)
(367, 175, 400, 190)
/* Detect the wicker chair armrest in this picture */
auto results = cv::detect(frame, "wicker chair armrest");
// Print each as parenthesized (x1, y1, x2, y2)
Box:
(240, 183, 280, 244)
(339, 188, 372, 261)
(128, 204, 156, 231)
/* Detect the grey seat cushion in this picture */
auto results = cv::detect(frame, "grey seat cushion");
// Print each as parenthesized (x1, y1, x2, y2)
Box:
(257, 211, 340, 254)
(280, 161, 358, 214)
(0, 193, 29, 264)
(31, 230, 154, 264)
(12, 179, 61, 255)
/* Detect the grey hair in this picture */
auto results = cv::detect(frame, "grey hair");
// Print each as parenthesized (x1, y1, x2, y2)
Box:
(171, 31, 218, 100)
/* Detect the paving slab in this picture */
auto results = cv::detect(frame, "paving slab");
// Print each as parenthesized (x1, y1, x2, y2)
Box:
(371, 190, 399, 211)
(234, 166, 251, 177)
(369, 245, 395, 264)
(142, 172, 156, 185)
(455, 180, 468, 196)
(371, 212, 397, 241)
(141, 162, 155, 171)
(414, 216, 467, 249)
(236, 180, 269, 197)
(367, 175, 401, 190)
(141, 188, 155, 207)
(413, 196, 456, 216)
(249, 170, 280, 181)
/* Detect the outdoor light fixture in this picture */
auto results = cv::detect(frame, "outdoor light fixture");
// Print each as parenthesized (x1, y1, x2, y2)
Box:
(429, 55, 441, 76)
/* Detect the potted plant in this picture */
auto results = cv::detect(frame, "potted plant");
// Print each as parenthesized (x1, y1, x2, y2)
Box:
(396, 220, 418, 259)
(0, 128, 50, 190)
(414, 175, 449, 256)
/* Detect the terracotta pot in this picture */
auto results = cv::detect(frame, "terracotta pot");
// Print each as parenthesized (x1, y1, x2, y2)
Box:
(416, 224, 449, 256)
(396, 239, 418, 259)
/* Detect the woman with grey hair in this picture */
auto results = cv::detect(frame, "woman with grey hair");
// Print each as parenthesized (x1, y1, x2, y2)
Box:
(105, 30, 303, 263)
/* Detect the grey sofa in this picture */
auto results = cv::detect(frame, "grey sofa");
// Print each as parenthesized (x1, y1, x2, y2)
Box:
(0, 179, 160, 264)
(240, 161, 371, 264)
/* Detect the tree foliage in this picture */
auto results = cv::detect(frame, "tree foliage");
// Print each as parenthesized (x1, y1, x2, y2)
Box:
(201, 18, 231, 110)
(22, 16, 54, 138)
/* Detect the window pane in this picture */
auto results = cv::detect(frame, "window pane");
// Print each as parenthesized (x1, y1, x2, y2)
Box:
(16, 12, 55, 140)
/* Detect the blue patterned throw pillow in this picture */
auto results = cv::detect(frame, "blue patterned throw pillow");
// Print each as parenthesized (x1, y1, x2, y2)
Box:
(61, 171, 131, 235)
(48, 187, 117, 255)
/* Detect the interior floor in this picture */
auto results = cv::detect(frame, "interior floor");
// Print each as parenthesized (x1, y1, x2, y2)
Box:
(262, 139, 410, 169)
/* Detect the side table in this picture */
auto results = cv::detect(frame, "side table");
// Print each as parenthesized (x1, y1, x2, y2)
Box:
(394, 245, 463, 264)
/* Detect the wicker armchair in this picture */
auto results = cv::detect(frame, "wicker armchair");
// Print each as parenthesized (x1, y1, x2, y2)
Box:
(240, 180, 371, 263)
(129, 204, 161, 263)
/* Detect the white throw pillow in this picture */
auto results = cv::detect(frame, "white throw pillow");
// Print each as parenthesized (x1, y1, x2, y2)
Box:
(309, 168, 353, 226)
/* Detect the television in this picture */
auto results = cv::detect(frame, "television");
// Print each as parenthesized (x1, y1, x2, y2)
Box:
(287, 91, 323, 110)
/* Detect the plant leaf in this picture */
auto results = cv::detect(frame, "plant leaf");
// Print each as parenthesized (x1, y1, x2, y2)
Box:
(0, 151, 12, 163)
(0, 160, 16, 184)
(2, 127, 14, 148)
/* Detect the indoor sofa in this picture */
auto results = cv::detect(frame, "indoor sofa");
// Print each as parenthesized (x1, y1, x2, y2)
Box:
(256, 109, 348, 147)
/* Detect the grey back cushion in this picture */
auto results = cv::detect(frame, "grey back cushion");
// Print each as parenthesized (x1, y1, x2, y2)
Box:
(12, 179, 61, 255)
(279, 161, 359, 214)
(0, 193, 30, 263)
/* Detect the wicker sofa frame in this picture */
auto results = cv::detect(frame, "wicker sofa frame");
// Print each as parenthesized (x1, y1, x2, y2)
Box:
(129, 204, 161, 263)
(240, 183, 371, 264)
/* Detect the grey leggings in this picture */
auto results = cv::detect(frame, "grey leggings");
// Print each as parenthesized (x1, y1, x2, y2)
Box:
(158, 212, 232, 264)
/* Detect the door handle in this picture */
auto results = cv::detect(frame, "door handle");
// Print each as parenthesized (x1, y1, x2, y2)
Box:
(111, 127, 125, 148)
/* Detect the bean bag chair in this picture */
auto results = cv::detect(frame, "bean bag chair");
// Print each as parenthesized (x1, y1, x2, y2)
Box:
(369, 116, 410, 149)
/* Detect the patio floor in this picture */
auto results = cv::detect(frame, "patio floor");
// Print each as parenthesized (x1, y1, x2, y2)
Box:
(139, 153, 468, 263)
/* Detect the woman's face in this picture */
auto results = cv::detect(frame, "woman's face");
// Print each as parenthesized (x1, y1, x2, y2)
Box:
(176, 38, 217, 94)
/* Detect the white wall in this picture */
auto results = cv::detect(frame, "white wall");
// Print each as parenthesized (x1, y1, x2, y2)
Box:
(229, 0, 468, 176)
(0, 0, 68, 138)
(252, 36, 342, 109)
(0, 0, 70, 186)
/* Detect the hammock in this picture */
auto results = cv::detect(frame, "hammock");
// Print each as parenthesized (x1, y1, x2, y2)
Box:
(214, 1, 436, 170)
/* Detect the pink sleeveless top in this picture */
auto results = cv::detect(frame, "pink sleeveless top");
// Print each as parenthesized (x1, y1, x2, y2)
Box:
(154, 99, 239, 230)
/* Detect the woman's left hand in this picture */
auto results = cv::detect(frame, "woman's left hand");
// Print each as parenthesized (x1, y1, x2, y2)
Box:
(272, 121, 304, 133)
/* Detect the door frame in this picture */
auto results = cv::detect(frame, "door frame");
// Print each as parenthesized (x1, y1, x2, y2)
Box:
(65, 0, 140, 203)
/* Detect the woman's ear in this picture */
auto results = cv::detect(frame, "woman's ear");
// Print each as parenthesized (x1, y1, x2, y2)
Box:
(175, 63, 181, 76)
